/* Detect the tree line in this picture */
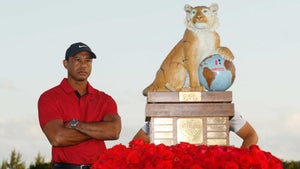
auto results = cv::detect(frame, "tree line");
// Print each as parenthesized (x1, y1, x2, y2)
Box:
(1, 149, 300, 169)
(1, 150, 52, 169)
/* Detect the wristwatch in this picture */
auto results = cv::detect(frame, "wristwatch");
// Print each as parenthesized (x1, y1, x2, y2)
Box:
(70, 119, 79, 128)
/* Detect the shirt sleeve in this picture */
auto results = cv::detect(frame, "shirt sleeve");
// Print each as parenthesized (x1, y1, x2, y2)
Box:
(141, 122, 150, 135)
(229, 112, 247, 133)
(38, 92, 63, 129)
(103, 94, 118, 116)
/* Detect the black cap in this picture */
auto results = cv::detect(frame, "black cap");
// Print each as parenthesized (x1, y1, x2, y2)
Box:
(65, 42, 97, 60)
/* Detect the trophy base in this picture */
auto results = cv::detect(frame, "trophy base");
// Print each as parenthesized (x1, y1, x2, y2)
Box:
(145, 91, 234, 146)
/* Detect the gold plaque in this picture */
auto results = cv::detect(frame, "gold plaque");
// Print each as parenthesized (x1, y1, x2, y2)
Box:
(207, 117, 227, 124)
(154, 132, 173, 138)
(179, 92, 201, 102)
(177, 118, 203, 144)
(154, 125, 173, 132)
(207, 132, 227, 138)
(153, 118, 173, 124)
(207, 125, 226, 131)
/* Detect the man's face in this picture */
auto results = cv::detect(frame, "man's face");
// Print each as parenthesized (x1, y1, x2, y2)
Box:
(64, 51, 93, 81)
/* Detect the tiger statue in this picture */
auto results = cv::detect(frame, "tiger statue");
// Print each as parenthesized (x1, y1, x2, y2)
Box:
(143, 3, 234, 96)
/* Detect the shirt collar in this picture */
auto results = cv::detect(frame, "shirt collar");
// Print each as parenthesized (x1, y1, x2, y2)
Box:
(60, 78, 97, 94)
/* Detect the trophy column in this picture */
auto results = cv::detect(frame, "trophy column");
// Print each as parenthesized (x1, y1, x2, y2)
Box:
(145, 91, 234, 146)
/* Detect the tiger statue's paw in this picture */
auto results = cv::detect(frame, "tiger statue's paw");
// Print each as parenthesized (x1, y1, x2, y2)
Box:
(216, 47, 235, 61)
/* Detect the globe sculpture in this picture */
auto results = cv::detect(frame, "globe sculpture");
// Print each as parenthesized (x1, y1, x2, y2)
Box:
(198, 54, 236, 91)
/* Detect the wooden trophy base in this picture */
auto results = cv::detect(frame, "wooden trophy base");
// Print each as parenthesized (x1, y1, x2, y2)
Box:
(145, 91, 234, 146)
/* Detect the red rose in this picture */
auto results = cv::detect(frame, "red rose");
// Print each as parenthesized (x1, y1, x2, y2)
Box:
(91, 142, 283, 169)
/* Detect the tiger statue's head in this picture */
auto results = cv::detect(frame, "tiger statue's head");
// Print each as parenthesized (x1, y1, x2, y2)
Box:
(184, 3, 219, 33)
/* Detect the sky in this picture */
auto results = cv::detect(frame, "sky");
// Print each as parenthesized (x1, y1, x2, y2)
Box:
(0, 0, 300, 166)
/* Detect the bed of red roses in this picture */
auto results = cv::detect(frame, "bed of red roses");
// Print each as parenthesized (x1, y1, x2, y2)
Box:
(91, 140, 283, 169)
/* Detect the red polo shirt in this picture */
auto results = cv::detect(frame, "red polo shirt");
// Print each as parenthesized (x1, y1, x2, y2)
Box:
(38, 78, 118, 164)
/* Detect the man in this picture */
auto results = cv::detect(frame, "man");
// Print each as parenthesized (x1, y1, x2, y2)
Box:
(133, 112, 258, 148)
(38, 42, 121, 169)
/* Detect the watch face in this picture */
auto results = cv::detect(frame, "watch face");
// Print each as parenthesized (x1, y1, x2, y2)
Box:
(71, 119, 78, 127)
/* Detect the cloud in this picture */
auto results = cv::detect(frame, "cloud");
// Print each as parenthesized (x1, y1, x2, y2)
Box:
(0, 80, 17, 90)
(282, 112, 300, 134)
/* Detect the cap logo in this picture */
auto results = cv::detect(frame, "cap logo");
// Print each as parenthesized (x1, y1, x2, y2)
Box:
(78, 45, 88, 48)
